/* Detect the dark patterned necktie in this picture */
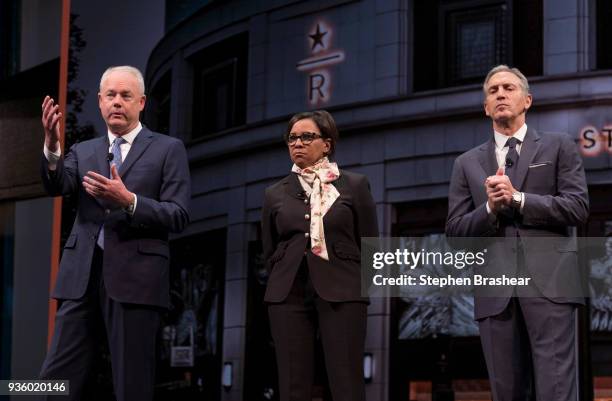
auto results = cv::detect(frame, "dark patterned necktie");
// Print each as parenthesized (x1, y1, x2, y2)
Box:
(504, 137, 520, 184)
(97, 137, 125, 249)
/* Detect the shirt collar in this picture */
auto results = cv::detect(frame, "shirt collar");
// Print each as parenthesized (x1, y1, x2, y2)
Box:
(494, 123, 527, 149)
(107, 122, 142, 146)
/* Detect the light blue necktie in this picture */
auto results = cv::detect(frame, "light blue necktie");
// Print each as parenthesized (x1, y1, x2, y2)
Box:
(97, 137, 125, 249)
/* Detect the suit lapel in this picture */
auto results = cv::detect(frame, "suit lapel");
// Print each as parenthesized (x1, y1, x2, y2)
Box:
(331, 172, 347, 195)
(285, 173, 306, 199)
(94, 135, 111, 178)
(287, 170, 346, 195)
(286, 169, 345, 204)
(87, 136, 110, 209)
(477, 138, 498, 177)
(513, 128, 541, 191)
(119, 128, 154, 177)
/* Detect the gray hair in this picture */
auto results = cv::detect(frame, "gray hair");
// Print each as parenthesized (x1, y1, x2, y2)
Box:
(482, 64, 529, 96)
(99, 66, 146, 95)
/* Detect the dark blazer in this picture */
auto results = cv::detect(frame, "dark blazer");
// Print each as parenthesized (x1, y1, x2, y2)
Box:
(41, 127, 191, 308)
(261, 170, 379, 303)
(446, 128, 589, 319)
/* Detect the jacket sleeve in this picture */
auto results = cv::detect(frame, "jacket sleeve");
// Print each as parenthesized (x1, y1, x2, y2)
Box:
(129, 139, 191, 233)
(40, 143, 80, 197)
(354, 175, 379, 243)
(445, 156, 498, 237)
(521, 134, 589, 226)
(261, 186, 279, 272)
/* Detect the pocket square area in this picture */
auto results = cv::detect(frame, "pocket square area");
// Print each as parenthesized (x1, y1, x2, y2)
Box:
(528, 162, 552, 168)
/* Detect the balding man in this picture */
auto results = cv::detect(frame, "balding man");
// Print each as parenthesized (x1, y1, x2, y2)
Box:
(39, 66, 190, 400)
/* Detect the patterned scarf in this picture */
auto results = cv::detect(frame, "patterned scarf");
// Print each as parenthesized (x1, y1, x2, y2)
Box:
(292, 157, 340, 260)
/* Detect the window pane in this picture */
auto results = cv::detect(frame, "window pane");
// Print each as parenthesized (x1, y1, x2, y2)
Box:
(0, 0, 20, 79)
(456, 20, 496, 80)
(191, 33, 248, 139)
(597, 0, 612, 69)
(200, 60, 236, 134)
(149, 71, 171, 135)
(446, 5, 506, 86)
(513, 0, 543, 76)
(413, 1, 542, 91)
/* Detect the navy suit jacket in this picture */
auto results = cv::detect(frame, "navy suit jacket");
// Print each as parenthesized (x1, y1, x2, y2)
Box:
(446, 128, 589, 319)
(261, 170, 379, 303)
(41, 127, 191, 307)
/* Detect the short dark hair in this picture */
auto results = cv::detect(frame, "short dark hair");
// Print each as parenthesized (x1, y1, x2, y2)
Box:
(285, 110, 339, 156)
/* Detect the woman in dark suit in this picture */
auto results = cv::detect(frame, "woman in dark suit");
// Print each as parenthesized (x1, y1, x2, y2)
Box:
(261, 110, 379, 401)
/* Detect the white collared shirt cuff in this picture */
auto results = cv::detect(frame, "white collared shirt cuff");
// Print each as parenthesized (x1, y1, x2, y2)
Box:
(43, 142, 62, 171)
(520, 192, 525, 213)
(125, 193, 137, 216)
(131, 194, 138, 215)
(485, 201, 498, 224)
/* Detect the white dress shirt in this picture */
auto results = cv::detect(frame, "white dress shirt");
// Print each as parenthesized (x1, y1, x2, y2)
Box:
(43, 122, 142, 214)
(486, 123, 527, 215)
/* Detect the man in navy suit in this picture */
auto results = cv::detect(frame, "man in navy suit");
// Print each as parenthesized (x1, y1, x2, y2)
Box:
(446, 65, 589, 400)
(39, 66, 190, 400)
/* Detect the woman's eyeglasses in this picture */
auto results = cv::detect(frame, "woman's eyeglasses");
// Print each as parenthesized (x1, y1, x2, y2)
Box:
(286, 132, 322, 145)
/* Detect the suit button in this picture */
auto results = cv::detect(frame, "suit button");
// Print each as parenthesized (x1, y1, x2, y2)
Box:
(304, 199, 308, 204)
(305, 214, 310, 220)
(105, 209, 110, 215)
(304, 232, 310, 238)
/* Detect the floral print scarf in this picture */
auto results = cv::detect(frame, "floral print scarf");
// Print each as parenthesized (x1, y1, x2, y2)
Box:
(291, 157, 340, 260)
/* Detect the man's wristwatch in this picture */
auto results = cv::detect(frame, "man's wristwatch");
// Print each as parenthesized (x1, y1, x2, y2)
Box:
(511, 191, 523, 209)
(125, 193, 135, 214)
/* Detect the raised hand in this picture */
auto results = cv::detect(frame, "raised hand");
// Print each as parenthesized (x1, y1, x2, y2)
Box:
(41, 96, 62, 152)
(485, 167, 516, 213)
(83, 164, 134, 208)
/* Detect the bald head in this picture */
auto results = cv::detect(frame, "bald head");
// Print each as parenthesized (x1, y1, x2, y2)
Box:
(100, 66, 145, 96)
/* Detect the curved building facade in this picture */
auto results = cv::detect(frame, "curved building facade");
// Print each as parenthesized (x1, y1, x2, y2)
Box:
(144, 0, 612, 399)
